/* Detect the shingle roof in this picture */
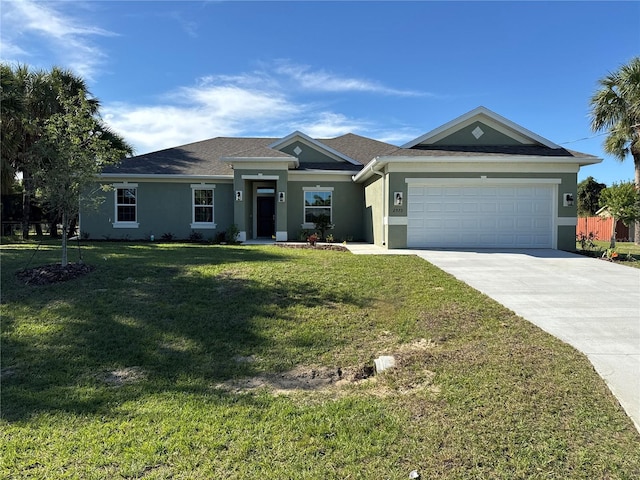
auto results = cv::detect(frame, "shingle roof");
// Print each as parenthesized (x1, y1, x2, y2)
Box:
(102, 138, 278, 176)
(386, 144, 597, 159)
(102, 134, 398, 176)
(321, 133, 398, 165)
(102, 130, 596, 178)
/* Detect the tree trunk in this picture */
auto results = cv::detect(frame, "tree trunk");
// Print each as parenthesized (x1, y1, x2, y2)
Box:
(634, 159, 640, 245)
(69, 216, 77, 237)
(61, 211, 68, 267)
(21, 169, 32, 239)
(49, 220, 59, 238)
(610, 216, 617, 249)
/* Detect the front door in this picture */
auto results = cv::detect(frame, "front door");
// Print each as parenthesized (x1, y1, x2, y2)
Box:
(256, 196, 275, 237)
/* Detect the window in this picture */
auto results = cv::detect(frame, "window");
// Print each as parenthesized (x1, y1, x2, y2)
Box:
(303, 188, 333, 227)
(191, 184, 216, 228)
(113, 184, 139, 228)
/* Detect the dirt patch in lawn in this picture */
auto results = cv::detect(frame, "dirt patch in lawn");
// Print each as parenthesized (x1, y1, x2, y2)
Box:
(98, 366, 147, 387)
(217, 338, 439, 396)
(16, 263, 95, 286)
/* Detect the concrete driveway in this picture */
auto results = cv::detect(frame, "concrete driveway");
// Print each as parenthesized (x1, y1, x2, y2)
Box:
(347, 245, 640, 431)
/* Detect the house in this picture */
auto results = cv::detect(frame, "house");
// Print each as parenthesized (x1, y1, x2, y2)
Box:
(80, 107, 601, 250)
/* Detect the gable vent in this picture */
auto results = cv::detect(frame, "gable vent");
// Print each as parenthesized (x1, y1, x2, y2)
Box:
(472, 126, 484, 139)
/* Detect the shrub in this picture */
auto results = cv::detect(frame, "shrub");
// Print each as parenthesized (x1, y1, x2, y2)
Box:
(189, 231, 204, 242)
(225, 224, 240, 243)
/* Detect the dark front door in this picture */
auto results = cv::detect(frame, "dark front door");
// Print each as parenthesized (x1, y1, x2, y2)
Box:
(256, 196, 275, 237)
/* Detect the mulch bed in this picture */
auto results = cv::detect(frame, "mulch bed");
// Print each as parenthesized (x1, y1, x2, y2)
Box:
(16, 263, 95, 286)
(275, 243, 348, 252)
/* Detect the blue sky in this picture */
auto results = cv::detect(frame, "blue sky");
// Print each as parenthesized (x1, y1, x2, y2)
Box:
(1, 0, 639, 185)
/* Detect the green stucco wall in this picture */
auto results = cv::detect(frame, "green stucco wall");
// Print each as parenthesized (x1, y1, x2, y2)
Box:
(80, 181, 233, 240)
(287, 180, 366, 241)
(281, 141, 339, 165)
(433, 121, 523, 146)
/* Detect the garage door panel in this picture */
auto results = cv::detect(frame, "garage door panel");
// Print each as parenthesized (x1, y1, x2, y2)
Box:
(407, 184, 553, 248)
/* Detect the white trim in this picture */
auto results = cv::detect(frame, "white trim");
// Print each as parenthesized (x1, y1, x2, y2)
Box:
(275, 231, 288, 241)
(351, 155, 600, 184)
(113, 182, 138, 188)
(113, 222, 140, 229)
(385, 155, 599, 165)
(224, 158, 298, 169)
(557, 217, 577, 226)
(100, 174, 233, 182)
(302, 188, 333, 225)
(302, 186, 335, 191)
(552, 184, 559, 249)
(405, 177, 562, 186)
(113, 185, 138, 226)
(241, 175, 281, 180)
(387, 162, 580, 174)
(385, 216, 408, 226)
(289, 171, 358, 182)
(190, 184, 216, 228)
(190, 222, 217, 229)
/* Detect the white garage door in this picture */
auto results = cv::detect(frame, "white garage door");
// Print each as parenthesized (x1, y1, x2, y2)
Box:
(407, 183, 554, 248)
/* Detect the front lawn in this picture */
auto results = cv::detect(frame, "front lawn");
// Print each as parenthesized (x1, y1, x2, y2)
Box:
(2, 241, 639, 479)
(575, 240, 640, 268)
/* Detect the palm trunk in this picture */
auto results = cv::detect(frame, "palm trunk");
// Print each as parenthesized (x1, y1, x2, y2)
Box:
(21, 168, 32, 239)
(634, 160, 640, 245)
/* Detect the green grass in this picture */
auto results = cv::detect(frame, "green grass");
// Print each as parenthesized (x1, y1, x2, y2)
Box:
(2, 241, 639, 479)
(576, 240, 640, 268)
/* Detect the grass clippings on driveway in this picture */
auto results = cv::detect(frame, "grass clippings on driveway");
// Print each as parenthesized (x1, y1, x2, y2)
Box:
(1, 241, 639, 479)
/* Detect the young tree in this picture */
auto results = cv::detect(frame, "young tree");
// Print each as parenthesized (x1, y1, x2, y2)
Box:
(0, 64, 131, 238)
(577, 176, 607, 217)
(598, 181, 640, 249)
(33, 94, 130, 266)
(590, 57, 640, 243)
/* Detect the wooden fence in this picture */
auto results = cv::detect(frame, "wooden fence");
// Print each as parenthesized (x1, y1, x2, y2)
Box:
(576, 217, 631, 242)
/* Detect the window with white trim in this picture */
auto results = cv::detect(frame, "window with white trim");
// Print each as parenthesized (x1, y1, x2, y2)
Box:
(190, 184, 216, 229)
(113, 184, 139, 228)
(303, 188, 332, 226)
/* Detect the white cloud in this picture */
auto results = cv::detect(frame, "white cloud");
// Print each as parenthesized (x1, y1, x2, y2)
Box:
(274, 61, 429, 97)
(102, 62, 432, 154)
(0, 0, 115, 79)
(103, 80, 303, 154)
(291, 112, 372, 139)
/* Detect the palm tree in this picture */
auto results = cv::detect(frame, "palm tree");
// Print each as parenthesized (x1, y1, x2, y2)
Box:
(1, 64, 133, 238)
(590, 56, 640, 244)
(1, 64, 24, 194)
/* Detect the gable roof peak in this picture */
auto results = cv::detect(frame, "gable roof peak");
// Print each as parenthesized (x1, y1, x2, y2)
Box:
(402, 106, 561, 150)
(269, 130, 361, 166)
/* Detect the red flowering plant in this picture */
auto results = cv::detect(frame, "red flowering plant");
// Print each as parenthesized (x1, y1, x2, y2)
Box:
(307, 233, 319, 246)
